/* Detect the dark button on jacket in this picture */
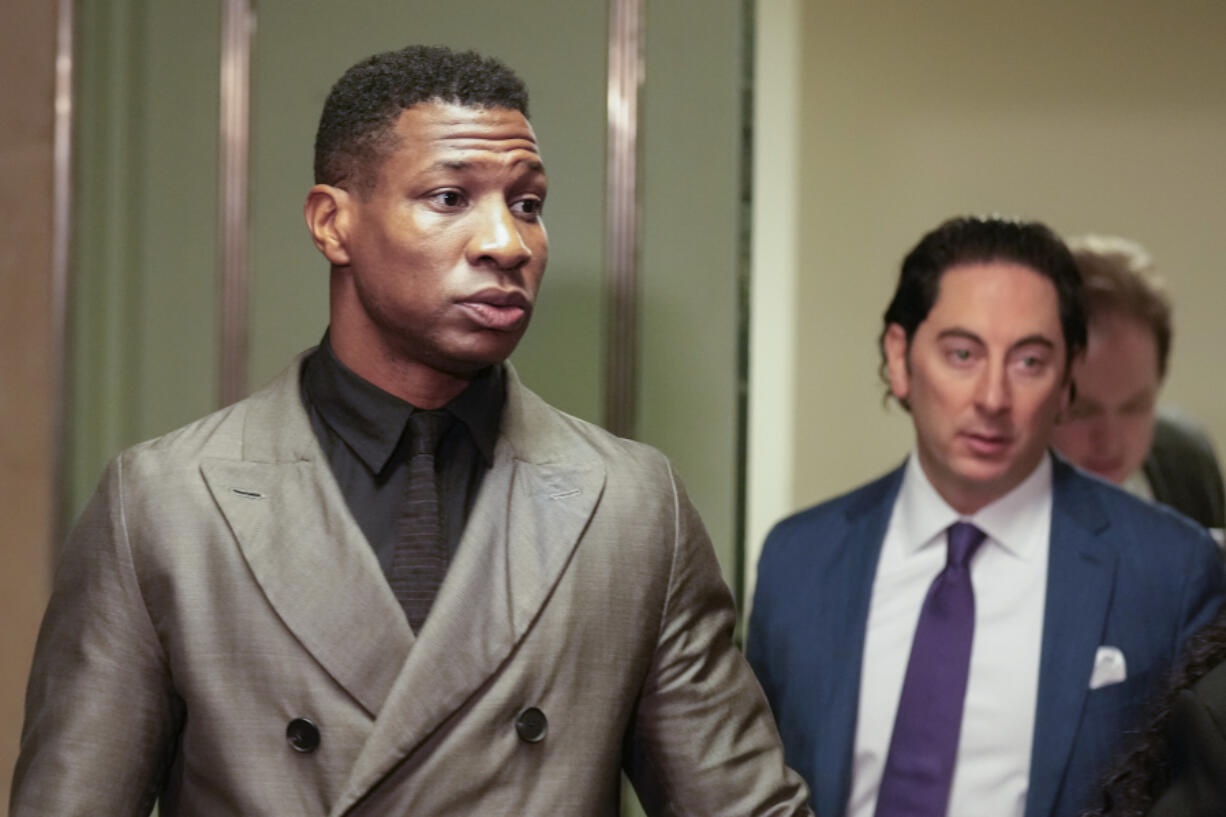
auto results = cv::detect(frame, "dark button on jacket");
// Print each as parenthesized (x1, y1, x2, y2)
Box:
(286, 718, 320, 753)
(515, 707, 548, 743)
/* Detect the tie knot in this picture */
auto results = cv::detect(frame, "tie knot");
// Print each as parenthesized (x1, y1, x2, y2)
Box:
(408, 410, 452, 456)
(947, 521, 986, 568)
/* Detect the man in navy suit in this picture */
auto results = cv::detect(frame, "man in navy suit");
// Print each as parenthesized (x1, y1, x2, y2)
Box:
(747, 216, 1225, 817)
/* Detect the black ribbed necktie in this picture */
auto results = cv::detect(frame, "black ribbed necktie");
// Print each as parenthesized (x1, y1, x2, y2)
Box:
(389, 409, 452, 632)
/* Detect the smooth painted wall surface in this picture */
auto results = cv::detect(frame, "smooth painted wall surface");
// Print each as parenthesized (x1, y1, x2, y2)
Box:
(788, 0, 1226, 512)
(640, 0, 747, 593)
(69, 0, 220, 516)
(0, 0, 58, 802)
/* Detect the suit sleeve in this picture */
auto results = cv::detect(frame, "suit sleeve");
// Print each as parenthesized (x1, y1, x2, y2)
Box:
(1175, 530, 1226, 650)
(10, 456, 183, 817)
(622, 465, 813, 817)
(1146, 683, 1226, 817)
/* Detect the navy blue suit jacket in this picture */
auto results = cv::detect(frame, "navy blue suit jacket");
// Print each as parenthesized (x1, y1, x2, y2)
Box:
(747, 455, 1225, 817)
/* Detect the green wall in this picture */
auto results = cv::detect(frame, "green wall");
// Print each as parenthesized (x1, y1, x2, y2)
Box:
(70, 0, 221, 514)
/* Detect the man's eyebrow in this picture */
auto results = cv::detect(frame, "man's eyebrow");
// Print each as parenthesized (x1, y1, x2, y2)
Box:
(1072, 395, 1105, 411)
(1008, 334, 1057, 353)
(935, 328, 985, 345)
(427, 158, 546, 173)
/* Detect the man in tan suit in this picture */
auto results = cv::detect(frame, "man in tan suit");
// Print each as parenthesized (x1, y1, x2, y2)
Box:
(12, 46, 810, 816)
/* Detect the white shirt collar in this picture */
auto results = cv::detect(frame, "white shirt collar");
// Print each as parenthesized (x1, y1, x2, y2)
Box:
(1123, 467, 1154, 502)
(895, 450, 1054, 560)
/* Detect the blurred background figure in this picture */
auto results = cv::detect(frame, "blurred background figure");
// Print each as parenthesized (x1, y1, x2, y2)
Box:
(1052, 236, 1225, 533)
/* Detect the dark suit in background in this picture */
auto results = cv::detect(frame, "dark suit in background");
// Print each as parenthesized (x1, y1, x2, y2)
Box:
(1145, 409, 1225, 531)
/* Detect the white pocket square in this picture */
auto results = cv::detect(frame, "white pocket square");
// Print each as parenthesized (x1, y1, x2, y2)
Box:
(1089, 646, 1127, 690)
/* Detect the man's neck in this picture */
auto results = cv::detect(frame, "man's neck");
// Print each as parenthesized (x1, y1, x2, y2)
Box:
(916, 449, 1048, 517)
(327, 331, 475, 409)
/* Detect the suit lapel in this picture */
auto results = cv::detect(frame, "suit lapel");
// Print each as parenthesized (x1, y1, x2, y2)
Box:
(201, 357, 412, 717)
(817, 467, 902, 817)
(331, 368, 606, 816)
(1025, 458, 1116, 817)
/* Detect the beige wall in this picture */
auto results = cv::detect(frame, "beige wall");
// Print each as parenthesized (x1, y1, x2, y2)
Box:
(0, 0, 58, 805)
(747, 0, 1226, 599)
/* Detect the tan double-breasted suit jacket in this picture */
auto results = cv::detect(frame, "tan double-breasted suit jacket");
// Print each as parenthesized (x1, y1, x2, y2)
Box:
(13, 355, 810, 816)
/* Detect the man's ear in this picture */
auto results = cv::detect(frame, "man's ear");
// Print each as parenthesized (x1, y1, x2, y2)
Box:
(884, 323, 911, 403)
(1056, 349, 1083, 421)
(304, 184, 353, 266)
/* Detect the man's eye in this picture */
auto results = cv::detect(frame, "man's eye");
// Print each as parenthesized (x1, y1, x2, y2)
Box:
(431, 190, 465, 208)
(948, 348, 973, 363)
(1015, 354, 1050, 374)
(1066, 401, 1101, 420)
(513, 197, 544, 217)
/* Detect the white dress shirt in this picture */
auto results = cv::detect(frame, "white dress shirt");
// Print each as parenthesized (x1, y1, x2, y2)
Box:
(845, 453, 1052, 817)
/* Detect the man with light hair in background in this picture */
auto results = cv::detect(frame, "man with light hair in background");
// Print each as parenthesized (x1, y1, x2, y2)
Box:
(1052, 235, 1225, 533)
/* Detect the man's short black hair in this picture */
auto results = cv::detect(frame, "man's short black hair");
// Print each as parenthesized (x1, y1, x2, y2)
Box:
(313, 45, 530, 195)
(878, 215, 1088, 406)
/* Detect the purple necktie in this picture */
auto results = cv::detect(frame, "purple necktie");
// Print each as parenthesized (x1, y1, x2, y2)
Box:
(388, 409, 452, 632)
(874, 521, 987, 817)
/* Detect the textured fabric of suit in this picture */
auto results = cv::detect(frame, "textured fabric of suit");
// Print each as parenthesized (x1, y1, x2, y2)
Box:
(12, 353, 812, 817)
(747, 455, 1225, 817)
(1145, 659, 1226, 817)
(1144, 409, 1225, 531)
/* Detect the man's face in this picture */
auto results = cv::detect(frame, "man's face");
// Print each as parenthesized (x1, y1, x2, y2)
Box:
(1052, 310, 1159, 485)
(327, 101, 548, 381)
(884, 262, 1071, 513)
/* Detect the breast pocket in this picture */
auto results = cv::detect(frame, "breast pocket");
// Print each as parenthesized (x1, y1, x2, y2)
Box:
(1077, 666, 1158, 770)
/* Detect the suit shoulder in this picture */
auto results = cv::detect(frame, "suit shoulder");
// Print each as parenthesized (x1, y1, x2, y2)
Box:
(115, 359, 306, 483)
(113, 394, 255, 489)
(521, 390, 673, 476)
(1069, 466, 1219, 560)
(764, 466, 904, 549)
(1153, 408, 1220, 458)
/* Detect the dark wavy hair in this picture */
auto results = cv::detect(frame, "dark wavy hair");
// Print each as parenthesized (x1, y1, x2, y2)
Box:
(313, 45, 529, 196)
(878, 215, 1087, 410)
(1083, 605, 1226, 816)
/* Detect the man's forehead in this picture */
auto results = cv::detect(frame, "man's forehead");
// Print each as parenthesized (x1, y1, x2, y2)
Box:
(931, 262, 1058, 312)
(921, 261, 1065, 342)
(395, 101, 541, 156)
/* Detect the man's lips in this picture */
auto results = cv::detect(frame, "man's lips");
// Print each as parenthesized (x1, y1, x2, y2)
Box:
(1084, 458, 1124, 476)
(960, 431, 1013, 456)
(457, 288, 532, 331)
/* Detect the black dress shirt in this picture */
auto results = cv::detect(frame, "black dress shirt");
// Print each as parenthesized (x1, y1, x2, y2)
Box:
(300, 334, 504, 577)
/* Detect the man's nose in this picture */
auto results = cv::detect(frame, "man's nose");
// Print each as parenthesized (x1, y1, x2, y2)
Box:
(1088, 414, 1120, 453)
(467, 200, 532, 270)
(976, 361, 1012, 414)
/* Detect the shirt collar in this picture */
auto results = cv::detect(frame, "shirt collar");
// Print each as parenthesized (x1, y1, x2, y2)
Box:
(895, 450, 1054, 560)
(301, 332, 504, 474)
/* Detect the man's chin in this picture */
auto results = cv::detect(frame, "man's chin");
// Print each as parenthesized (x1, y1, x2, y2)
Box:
(433, 338, 523, 377)
(952, 456, 1025, 492)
